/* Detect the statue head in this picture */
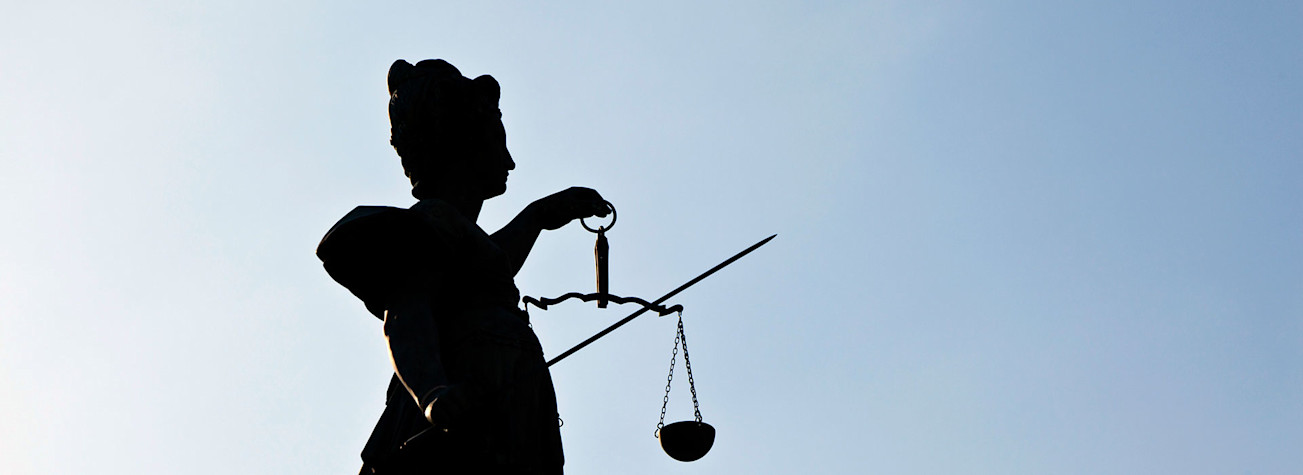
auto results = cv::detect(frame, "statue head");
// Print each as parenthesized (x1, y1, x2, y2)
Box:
(387, 59, 514, 201)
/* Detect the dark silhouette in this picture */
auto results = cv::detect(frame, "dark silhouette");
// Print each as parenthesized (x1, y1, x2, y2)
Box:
(317, 59, 608, 475)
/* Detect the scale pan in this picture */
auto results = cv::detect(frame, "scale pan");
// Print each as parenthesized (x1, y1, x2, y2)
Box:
(657, 421, 716, 461)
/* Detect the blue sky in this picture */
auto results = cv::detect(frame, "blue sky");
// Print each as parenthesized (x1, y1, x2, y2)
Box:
(1, 1, 1300, 473)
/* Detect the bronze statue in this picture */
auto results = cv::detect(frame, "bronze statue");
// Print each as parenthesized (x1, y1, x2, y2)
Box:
(317, 59, 608, 475)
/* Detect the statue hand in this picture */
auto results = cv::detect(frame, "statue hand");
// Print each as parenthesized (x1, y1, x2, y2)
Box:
(421, 384, 481, 428)
(529, 187, 609, 231)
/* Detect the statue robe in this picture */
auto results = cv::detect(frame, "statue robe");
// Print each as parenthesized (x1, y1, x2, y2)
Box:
(318, 199, 564, 474)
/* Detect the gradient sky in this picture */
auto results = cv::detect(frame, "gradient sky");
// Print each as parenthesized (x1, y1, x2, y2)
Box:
(2, 1, 1300, 474)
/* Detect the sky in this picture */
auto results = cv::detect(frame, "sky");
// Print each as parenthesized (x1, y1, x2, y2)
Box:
(1, 1, 1300, 473)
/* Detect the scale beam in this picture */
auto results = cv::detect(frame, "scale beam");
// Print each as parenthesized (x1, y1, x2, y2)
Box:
(545, 234, 776, 367)
(524, 293, 683, 316)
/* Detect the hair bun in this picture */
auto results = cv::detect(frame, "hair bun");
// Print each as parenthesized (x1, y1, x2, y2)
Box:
(472, 75, 500, 103)
(388, 60, 415, 94)
(390, 59, 467, 95)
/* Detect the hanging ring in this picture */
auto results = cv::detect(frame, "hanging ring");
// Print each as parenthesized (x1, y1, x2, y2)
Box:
(581, 200, 617, 233)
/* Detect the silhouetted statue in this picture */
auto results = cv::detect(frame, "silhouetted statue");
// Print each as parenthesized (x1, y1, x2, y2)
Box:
(317, 59, 608, 475)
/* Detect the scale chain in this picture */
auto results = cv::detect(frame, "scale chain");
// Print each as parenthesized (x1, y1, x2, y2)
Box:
(657, 311, 704, 437)
(678, 314, 702, 423)
(657, 312, 680, 436)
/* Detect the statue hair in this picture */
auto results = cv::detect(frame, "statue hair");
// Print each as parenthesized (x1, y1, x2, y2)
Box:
(387, 59, 501, 200)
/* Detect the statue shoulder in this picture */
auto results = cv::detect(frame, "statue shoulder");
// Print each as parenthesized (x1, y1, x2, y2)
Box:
(318, 206, 425, 260)
(408, 199, 474, 237)
(316, 205, 452, 319)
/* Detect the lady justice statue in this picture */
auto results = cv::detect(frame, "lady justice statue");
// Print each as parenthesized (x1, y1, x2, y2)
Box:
(317, 59, 609, 475)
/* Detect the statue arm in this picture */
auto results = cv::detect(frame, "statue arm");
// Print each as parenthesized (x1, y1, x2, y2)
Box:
(491, 187, 609, 276)
(382, 278, 451, 418)
(490, 206, 544, 276)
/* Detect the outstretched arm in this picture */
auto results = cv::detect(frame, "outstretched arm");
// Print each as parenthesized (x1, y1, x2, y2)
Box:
(491, 187, 608, 275)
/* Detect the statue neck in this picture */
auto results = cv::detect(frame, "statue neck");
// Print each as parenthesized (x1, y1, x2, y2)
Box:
(440, 196, 483, 223)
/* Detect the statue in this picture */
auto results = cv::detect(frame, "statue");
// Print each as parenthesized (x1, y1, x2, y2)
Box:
(317, 59, 609, 475)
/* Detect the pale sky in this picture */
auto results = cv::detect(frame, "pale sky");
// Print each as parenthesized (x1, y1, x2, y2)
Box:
(2, 1, 1300, 474)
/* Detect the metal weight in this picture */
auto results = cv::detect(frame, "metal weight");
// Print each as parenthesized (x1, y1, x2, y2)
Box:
(580, 201, 616, 308)
(595, 229, 608, 308)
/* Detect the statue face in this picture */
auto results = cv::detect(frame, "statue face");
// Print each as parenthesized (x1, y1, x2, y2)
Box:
(447, 114, 513, 200)
(471, 117, 514, 199)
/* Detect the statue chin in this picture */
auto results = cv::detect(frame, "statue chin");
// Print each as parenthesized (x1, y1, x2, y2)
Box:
(421, 176, 507, 202)
(478, 182, 508, 200)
